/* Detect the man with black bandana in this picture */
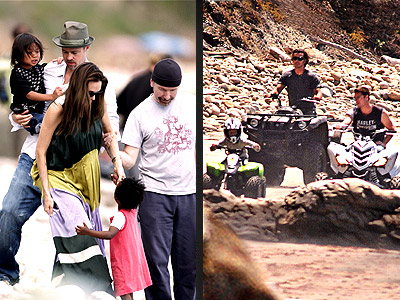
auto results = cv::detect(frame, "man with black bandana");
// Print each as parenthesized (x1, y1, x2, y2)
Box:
(269, 48, 322, 115)
(337, 85, 395, 147)
(116, 58, 196, 300)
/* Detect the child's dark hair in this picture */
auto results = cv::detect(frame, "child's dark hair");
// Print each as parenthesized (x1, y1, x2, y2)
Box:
(114, 177, 145, 210)
(11, 33, 44, 67)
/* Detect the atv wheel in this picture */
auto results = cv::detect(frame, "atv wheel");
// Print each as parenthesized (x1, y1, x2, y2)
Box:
(315, 172, 329, 181)
(302, 143, 327, 184)
(225, 177, 242, 197)
(264, 163, 285, 187)
(203, 173, 220, 190)
(244, 176, 264, 198)
(260, 176, 267, 197)
(389, 176, 400, 189)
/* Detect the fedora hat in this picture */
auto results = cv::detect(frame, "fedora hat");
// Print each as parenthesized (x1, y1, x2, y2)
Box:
(53, 21, 94, 48)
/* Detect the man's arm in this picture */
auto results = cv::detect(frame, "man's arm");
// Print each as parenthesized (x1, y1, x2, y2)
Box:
(335, 115, 352, 130)
(120, 145, 140, 170)
(381, 110, 395, 145)
(313, 87, 323, 101)
(10, 110, 32, 130)
(269, 83, 285, 98)
(102, 80, 120, 149)
(104, 80, 120, 137)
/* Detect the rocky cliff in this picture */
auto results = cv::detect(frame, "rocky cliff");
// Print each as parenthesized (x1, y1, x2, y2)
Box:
(203, 0, 400, 61)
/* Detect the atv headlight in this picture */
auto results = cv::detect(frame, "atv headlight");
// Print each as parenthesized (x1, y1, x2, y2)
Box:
(249, 118, 259, 127)
(374, 157, 388, 167)
(298, 121, 307, 130)
(335, 154, 349, 166)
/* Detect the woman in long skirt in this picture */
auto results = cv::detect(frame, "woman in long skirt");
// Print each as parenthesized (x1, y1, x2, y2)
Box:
(31, 62, 124, 294)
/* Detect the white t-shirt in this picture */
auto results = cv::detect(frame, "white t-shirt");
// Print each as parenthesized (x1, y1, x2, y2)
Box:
(122, 92, 196, 195)
(110, 211, 126, 230)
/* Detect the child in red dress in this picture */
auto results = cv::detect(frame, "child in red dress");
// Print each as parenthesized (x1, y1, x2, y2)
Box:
(76, 178, 152, 300)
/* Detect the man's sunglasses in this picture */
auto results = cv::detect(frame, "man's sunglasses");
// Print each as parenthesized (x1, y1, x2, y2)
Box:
(292, 57, 305, 61)
(89, 90, 104, 97)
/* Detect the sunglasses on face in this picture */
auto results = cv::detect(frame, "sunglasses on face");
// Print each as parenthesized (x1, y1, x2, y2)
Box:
(292, 56, 305, 61)
(89, 90, 104, 97)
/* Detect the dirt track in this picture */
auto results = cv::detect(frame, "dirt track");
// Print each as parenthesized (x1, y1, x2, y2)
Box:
(245, 240, 400, 300)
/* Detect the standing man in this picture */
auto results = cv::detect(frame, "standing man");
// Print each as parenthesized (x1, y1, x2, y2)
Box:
(0, 21, 119, 286)
(117, 53, 171, 130)
(336, 85, 394, 147)
(117, 58, 196, 300)
(116, 53, 170, 179)
(269, 48, 322, 115)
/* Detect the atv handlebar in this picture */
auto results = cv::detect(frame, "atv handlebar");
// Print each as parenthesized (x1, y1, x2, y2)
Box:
(331, 126, 396, 136)
(210, 144, 255, 153)
(268, 96, 318, 110)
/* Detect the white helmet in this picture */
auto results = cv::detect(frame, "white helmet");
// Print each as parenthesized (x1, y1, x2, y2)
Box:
(224, 118, 241, 144)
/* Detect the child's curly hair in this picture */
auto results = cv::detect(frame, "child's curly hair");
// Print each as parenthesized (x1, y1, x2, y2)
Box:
(114, 177, 145, 210)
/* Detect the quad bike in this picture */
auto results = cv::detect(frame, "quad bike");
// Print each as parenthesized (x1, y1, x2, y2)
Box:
(316, 127, 400, 189)
(203, 145, 266, 198)
(243, 97, 329, 186)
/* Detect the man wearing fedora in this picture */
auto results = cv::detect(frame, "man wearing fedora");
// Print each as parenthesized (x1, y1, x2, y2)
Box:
(0, 21, 119, 287)
(116, 58, 196, 300)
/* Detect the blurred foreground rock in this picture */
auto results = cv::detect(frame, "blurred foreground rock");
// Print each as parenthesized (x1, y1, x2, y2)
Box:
(203, 208, 282, 300)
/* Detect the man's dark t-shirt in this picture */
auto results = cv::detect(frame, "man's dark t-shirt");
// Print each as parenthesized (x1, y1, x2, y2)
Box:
(347, 106, 385, 142)
(117, 69, 153, 129)
(279, 69, 320, 112)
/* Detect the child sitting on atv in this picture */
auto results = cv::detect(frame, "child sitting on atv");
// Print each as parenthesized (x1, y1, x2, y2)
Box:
(210, 117, 261, 164)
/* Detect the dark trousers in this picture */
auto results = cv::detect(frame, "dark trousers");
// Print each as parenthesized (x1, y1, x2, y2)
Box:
(139, 192, 196, 300)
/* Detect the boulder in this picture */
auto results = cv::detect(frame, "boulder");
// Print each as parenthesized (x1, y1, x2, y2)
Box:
(381, 55, 400, 66)
(276, 178, 400, 247)
(269, 47, 291, 62)
(388, 91, 400, 101)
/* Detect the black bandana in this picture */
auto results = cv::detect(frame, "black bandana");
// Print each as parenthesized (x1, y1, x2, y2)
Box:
(151, 58, 182, 87)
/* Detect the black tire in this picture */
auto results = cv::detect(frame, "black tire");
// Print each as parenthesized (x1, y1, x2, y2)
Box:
(389, 176, 400, 189)
(203, 173, 220, 190)
(302, 143, 327, 184)
(225, 177, 242, 196)
(315, 172, 329, 182)
(244, 176, 263, 198)
(248, 148, 285, 187)
(264, 163, 285, 187)
(260, 176, 267, 197)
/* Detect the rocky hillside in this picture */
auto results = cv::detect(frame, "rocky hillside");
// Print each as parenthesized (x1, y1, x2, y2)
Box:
(203, 0, 400, 61)
(203, 0, 400, 134)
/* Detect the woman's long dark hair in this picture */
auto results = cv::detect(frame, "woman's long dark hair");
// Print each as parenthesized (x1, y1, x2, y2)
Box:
(57, 62, 107, 136)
